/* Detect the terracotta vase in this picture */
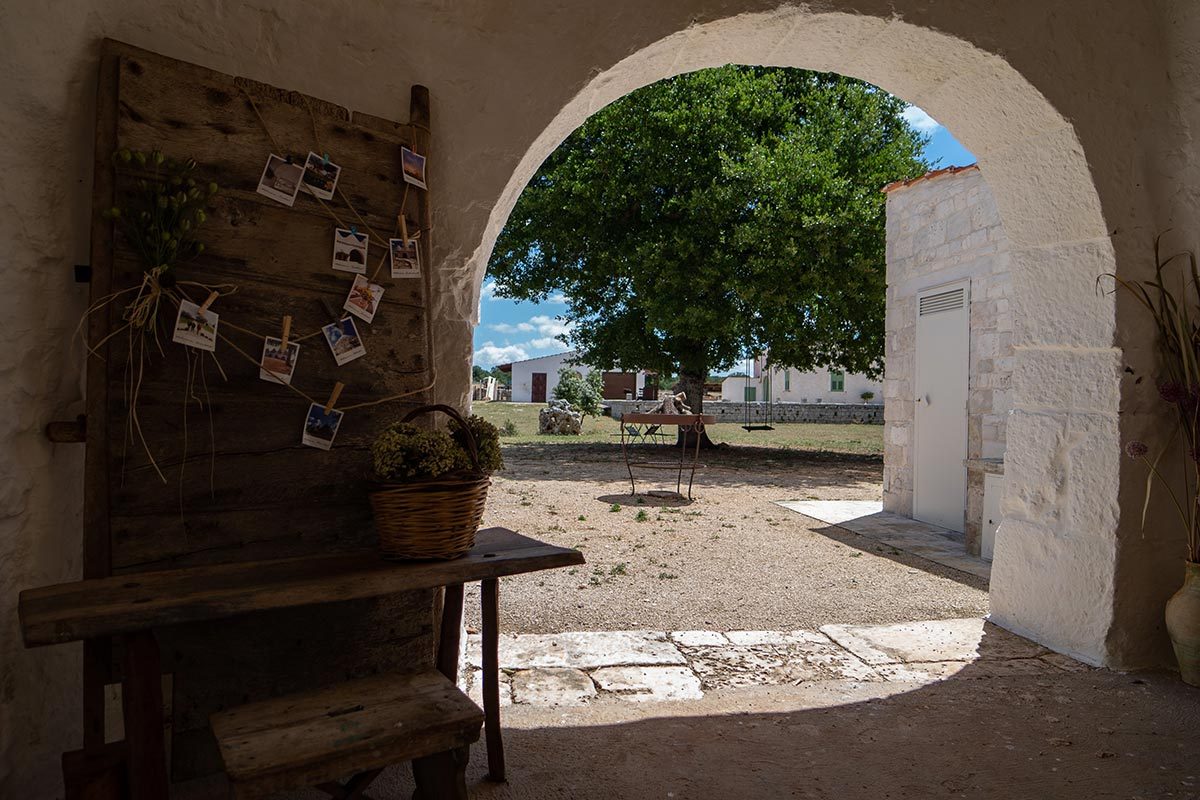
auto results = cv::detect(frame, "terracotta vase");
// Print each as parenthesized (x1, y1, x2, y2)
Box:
(1166, 561, 1200, 686)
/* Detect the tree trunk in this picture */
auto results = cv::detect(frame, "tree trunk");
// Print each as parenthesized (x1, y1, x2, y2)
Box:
(676, 368, 718, 448)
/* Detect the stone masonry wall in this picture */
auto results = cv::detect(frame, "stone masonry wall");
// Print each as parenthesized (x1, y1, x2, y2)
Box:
(605, 400, 883, 425)
(882, 166, 1013, 554)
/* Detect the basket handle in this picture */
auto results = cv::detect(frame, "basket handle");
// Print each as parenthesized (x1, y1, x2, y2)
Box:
(401, 404, 482, 474)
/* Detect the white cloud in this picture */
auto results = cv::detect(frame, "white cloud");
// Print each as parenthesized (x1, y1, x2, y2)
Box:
(528, 337, 563, 349)
(901, 104, 942, 135)
(480, 280, 499, 300)
(529, 314, 573, 337)
(473, 342, 529, 367)
(546, 292, 568, 305)
(489, 321, 535, 334)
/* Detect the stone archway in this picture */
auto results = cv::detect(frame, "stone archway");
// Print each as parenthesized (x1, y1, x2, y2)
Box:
(463, 11, 1121, 666)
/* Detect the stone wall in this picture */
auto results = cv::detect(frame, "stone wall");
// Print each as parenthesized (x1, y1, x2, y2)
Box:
(882, 165, 1013, 556)
(606, 400, 884, 425)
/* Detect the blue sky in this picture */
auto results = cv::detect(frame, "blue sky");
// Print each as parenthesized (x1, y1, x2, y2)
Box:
(473, 104, 975, 369)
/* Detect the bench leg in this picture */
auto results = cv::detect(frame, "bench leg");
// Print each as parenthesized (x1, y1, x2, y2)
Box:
(411, 746, 469, 800)
(480, 578, 505, 782)
(316, 767, 383, 799)
(121, 631, 168, 800)
(436, 583, 465, 681)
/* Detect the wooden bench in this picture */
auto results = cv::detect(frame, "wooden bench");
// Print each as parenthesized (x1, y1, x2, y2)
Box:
(210, 670, 483, 799)
(19, 528, 583, 797)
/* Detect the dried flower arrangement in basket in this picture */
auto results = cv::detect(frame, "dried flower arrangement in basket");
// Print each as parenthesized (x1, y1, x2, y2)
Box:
(369, 405, 503, 560)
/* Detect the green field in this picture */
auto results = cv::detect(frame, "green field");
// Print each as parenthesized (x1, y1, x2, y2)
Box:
(471, 402, 883, 455)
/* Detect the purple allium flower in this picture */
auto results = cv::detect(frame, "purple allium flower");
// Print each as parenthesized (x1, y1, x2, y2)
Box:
(1125, 441, 1150, 459)
(1159, 381, 1188, 405)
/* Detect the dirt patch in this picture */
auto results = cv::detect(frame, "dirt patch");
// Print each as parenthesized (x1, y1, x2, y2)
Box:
(465, 443, 988, 634)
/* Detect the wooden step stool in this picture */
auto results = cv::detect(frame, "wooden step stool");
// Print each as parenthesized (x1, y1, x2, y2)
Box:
(210, 670, 483, 799)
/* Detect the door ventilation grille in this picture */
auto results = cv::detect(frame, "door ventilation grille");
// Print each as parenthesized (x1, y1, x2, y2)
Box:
(919, 288, 966, 316)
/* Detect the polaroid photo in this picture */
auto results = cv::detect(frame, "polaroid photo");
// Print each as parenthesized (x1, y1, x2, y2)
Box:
(259, 337, 300, 385)
(172, 300, 218, 352)
(301, 151, 341, 201)
(256, 154, 304, 207)
(343, 274, 384, 324)
(301, 402, 344, 450)
(332, 228, 369, 274)
(389, 237, 421, 278)
(401, 146, 427, 190)
(322, 316, 367, 365)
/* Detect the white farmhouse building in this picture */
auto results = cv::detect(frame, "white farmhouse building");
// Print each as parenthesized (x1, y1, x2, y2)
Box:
(500, 351, 652, 403)
(881, 164, 1012, 560)
(720, 357, 882, 404)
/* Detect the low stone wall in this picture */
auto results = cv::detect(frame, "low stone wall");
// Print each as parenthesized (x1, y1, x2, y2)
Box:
(604, 400, 884, 425)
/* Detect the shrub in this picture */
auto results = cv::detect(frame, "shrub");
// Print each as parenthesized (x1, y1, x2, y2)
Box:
(553, 368, 603, 417)
(371, 423, 460, 482)
(372, 414, 503, 482)
(860, 390, 875, 403)
(449, 414, 504, 473)
(499, 419, 518, 437)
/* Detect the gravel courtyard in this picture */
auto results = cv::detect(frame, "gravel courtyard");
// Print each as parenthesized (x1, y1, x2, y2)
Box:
(464, 439, 989, 635)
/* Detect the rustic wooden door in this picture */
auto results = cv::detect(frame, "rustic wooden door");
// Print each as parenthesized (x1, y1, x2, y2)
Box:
(86, 40, 437, 779)
(531, 372, 547, 403)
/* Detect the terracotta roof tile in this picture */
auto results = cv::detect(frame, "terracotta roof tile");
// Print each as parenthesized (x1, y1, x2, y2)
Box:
(881, 163, 979, 194)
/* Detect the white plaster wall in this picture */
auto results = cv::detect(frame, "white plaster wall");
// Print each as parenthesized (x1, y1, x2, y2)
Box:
(720, 369, 881, 403)
(509, 352, 588, 403)
(0, 1, 1191, 793)
(509, 352, 645, 402)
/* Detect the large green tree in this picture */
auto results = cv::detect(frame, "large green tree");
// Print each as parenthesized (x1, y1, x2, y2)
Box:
(487, 66, 930, 415)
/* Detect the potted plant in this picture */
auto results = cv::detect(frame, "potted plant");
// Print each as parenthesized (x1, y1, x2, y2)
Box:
(369, 405, 503, 559)
(861, 390, 875, 404)
(1114, 237, 1200, 685)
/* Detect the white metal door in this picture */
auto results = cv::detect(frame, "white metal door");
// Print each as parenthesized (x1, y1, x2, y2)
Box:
(913, 283, 969, 532)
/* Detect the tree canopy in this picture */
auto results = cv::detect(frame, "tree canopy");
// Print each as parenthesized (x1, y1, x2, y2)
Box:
(486, 65, 931, 409)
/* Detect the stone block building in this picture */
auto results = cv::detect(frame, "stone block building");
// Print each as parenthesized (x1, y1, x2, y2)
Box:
(881, 165, 1013, 558)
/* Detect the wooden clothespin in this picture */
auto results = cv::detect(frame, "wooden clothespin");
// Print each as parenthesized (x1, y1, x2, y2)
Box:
(398, 214, 409, 245)
(280, 315, 292, 350)
(324, 382, 345, 414)
(199, 291, 219, 313)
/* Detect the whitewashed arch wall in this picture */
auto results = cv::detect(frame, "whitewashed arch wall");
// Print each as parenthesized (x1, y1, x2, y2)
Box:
(1, 1, 1189, 794)
(464, 11, 1121, 666)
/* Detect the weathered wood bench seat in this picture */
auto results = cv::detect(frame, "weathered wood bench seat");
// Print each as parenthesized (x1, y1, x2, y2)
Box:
(210, 670, 483, 799)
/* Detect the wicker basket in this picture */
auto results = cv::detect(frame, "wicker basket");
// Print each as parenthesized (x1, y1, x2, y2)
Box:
(369, 404, 491, 560)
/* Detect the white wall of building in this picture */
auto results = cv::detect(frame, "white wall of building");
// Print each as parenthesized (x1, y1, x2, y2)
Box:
(508, 351, 645, 403)
(721, 366, 882, 403)
(881, 165, 1013, 555)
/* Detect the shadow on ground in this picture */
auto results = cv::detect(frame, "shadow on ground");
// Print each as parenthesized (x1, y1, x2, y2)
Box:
(804, 522, 988, 590)
(194, 627, 1198, 799)
(499, 443, 882, 492)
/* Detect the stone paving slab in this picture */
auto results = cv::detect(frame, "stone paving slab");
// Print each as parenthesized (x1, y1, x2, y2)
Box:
(875, 658, 1062, 682)
(460, 619, 1083, 709)
(465, 668, 512, 708)
(591, 666, 704, 702)
(670, 630, 729, 647)
(511, 668, 597, 706)
(466, 630, 686, 670)
(820, 618, 1048, 665)
(724, 629, 830, 646)
(683, 637, 878, 689)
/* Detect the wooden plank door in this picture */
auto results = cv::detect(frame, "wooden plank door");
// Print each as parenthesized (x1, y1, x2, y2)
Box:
(531, 372, 547, 403)
(87, 40, 437, 779)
